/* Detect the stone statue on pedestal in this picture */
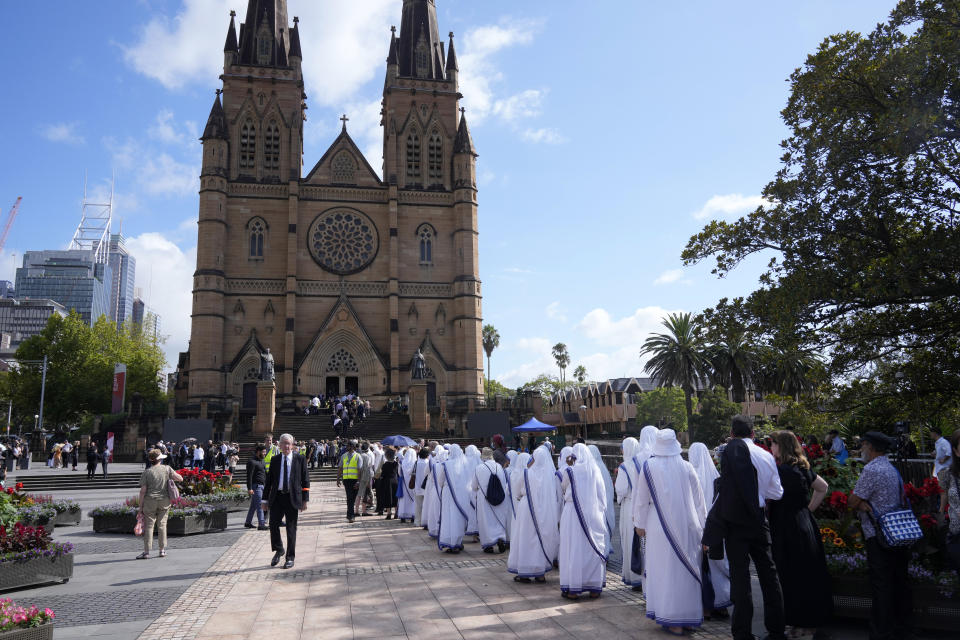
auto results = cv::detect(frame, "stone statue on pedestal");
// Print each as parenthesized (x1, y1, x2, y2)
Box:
(411, 349, 427, 380)
(259, 348, 275, 382)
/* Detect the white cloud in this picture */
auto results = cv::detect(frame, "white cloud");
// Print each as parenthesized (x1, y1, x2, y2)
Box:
(515, 337, 552, 353)
(106, 137, 199, 198)
(148, 109, 199, 149)
(124, 232, 197, 370)
(545, 301, 567, 322)
(576, 305, 685, 377)
(40, 123, 85, 145)
(521, 128, 566, 144)
(492, 89, 544, 122)
(459, 21, 540, 124)
(122, 0, 395, 107)
(503, 266, 534, 274)
(693, 193, 768, 220)
(653, 268, 691, 286)
(340, 98, 384, 175)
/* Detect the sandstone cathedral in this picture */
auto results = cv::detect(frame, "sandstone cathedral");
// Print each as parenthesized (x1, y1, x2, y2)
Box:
(173, 0, 484, 432)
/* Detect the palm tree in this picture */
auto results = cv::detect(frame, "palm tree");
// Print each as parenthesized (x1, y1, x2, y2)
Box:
(573, 365, 587, 384)
(552, 343, 570, 385)
(482, 324, 500, 399)
(640, 312, 710, 420)
(707, 332, 756, 402)
(759, 345, 820, 400)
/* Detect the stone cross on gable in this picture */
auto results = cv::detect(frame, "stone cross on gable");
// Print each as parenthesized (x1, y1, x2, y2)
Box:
(340, 114, 349, 131)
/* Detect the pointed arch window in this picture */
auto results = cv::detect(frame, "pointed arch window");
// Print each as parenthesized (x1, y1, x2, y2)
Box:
(415, 35, 429, 77)
(239, 119, 257, 170)
(428, 132, 443, 181)
(264, 121, 280, 171)
(248, 217, 266, 259)
(406, 131, 421, 181)
(417, 223, 435, 265)
(331, 151, 357, 184)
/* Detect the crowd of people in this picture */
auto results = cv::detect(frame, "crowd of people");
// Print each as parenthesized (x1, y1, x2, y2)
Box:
(314, 418, 944, 640)
(298, 394, 372, 437)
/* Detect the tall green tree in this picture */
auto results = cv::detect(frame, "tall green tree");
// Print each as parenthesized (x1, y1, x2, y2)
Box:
(640, 312, 710, 420)
(683, 1, 960, 407)
(4, 312, 167, 428)
(482, 324, 500, 400)
(552, 343, 570, 385)
(634, 387, 688, 432)
(689, 386, 741, 446)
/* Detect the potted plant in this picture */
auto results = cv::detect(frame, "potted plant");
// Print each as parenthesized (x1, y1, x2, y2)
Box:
(90, 498, 227, 535)
(0, 598, 55, 640)
(0, 523, 73, 590)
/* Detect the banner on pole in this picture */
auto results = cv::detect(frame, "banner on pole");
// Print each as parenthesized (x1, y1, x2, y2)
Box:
(112, 364, 127, 414)
(105, 432, 115, 464)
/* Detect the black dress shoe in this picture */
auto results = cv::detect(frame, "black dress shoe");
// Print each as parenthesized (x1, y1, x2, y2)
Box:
(271, 550, 284, 567)
(257, 525, 269, 530)
(283, 559, 295, 569)
(243, 523, 255, 529)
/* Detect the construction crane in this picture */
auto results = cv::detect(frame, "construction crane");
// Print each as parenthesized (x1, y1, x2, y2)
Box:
(0, 197, 21, 254)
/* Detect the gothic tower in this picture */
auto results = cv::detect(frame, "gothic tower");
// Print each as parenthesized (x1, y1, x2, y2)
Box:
(181, 0, 482, 429)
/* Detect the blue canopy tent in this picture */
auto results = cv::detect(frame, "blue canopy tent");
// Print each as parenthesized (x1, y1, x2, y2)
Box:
(511, 417, 558, 432)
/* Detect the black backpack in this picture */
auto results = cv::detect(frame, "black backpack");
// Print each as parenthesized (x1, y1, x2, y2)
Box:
(485, 469, 506, 506)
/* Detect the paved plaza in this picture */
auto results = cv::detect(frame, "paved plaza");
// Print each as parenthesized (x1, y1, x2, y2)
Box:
(5, 469, 946, 640)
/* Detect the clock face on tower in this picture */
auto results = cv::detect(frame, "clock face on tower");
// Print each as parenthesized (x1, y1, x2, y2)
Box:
(307, 208, 380, 275)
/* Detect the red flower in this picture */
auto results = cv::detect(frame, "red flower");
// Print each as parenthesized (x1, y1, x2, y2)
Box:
(920, 477, 942, 498)
(827, 490, 849, 513)
(14, 483, 23, 490)
(919, 514, 938, 530)
(5, 488, 13, 495)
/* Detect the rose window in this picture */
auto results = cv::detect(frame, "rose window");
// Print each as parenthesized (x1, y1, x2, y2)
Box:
(308, 209, 379, 275)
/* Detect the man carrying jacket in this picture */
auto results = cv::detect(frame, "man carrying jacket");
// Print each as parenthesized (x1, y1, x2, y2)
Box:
(262, 434, 309, 569)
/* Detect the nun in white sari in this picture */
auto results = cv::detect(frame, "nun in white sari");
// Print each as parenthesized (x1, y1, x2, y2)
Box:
(507, 452, 552, 581)
(529, 445, 562, 562)
(469, 448, 510, 552)
(504, 450, 519, 541)
(688, 442, 732, 612)
(396, 448, 417, 522)
(423, 448, 443, 538)
(558, 443, 608, 598)
(463, 445, 482, 538)
(614, 437, 642, 587)
(436, 444, 471, 552)
(413, 449, 430, 527)
(588, 444, 616, 556)
(633, 429, 707, 632)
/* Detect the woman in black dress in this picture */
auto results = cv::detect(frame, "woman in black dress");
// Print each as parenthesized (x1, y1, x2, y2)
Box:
(769, 431, 833, 639)
(380, 448, 400, 520)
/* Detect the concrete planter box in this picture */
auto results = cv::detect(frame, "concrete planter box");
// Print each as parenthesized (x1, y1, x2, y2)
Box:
(93, 510, 227, 535)
(0, 622, 54, 640)
(0, 554, 73, 591)
(832, 575, 960, 631)
(54, 509, 81, 527)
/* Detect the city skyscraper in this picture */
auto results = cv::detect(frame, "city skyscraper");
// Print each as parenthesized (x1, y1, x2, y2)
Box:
(15, 250, 112, 326)
(108, 233, 136, 325)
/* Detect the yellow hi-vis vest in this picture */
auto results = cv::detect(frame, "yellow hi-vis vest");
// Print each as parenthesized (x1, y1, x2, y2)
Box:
(341, 453, 360, 480)
(264, 445, 279, 471)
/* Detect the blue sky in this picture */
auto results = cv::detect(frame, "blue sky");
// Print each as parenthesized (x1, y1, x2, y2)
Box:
(1, 0, 897, 385)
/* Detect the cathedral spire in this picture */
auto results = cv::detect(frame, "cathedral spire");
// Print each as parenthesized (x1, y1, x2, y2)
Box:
(445, 32, 458, 72)
(224, 10, 238, 53)
(397, 0, 445, 80)
(387, 25, 399, 66)
(201, 91, 228, 141)
(236, 0, 290, 67)
(454, 109, 477, 156)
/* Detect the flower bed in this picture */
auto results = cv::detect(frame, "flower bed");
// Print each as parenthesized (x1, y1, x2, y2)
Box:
(89, 498, 227, 535)
(0, 598, 55, 640)
(806, 444, 960, 630)
(0, 524, 73, 590)
(194, 488, 249, 513)
(15, 495, 81, 528)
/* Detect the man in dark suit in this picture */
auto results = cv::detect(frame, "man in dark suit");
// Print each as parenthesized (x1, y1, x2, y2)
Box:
(262, 433, 310, 569)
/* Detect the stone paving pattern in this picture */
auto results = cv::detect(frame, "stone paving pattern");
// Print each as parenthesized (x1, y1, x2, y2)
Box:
(138, 485, 730, 640)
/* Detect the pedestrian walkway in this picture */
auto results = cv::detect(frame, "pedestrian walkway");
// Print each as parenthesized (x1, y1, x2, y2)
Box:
(138, 484, 728, 640)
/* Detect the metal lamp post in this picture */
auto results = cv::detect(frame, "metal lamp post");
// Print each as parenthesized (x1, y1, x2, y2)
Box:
(579, 404, 588, 441)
